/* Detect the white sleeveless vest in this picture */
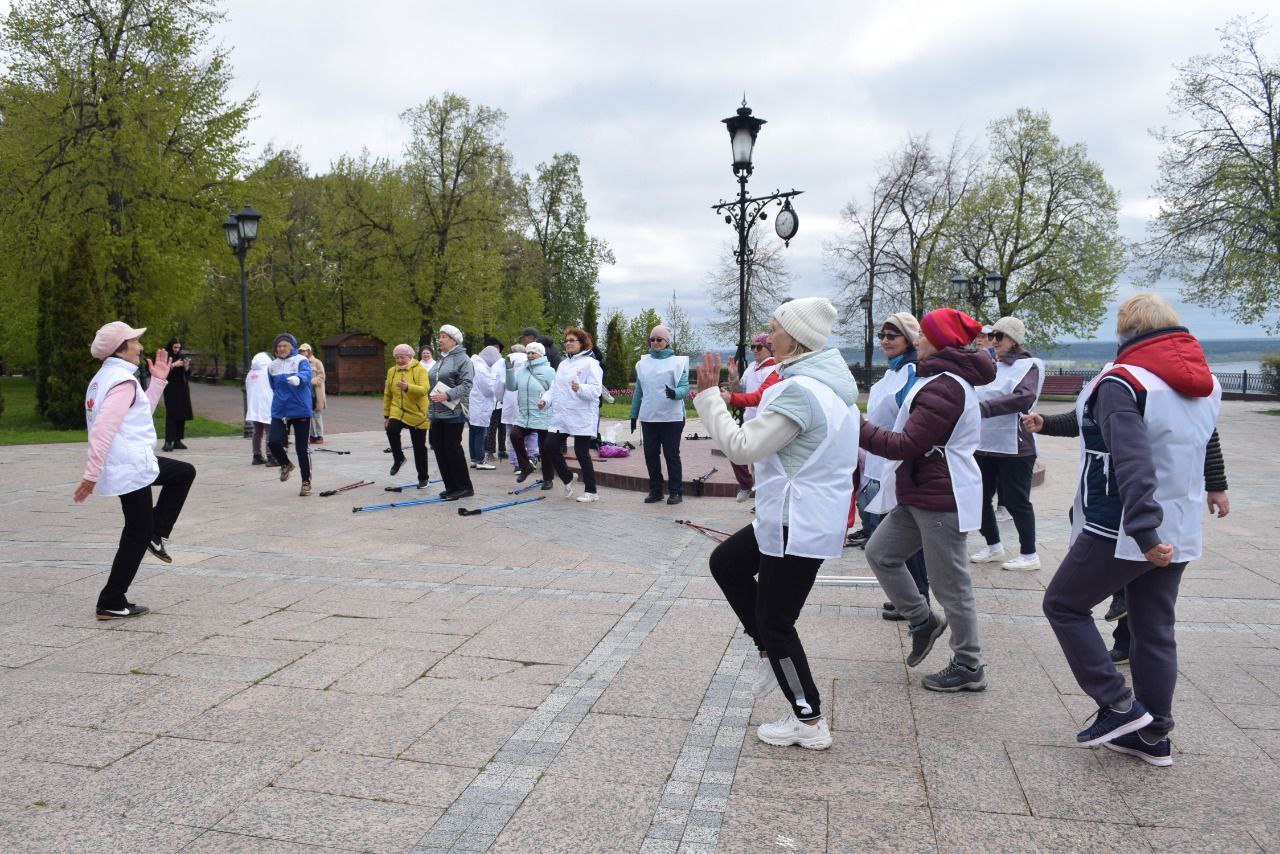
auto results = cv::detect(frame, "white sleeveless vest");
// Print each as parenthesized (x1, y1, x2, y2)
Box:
(635, 354, 688, 422)
(866, 372, 984, 531)
(85, 358, 159, 497)
(860, 362, 915, 491)
(741, 360, 777, 422)
(753, 375, 859, 559)
(1070, 363, 1221, 563)
(975, 356, 1044, 454)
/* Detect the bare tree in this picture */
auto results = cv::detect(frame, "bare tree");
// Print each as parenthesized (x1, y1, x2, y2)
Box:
(704, 232, 792, 344)
(1140, 16, 1280, 330)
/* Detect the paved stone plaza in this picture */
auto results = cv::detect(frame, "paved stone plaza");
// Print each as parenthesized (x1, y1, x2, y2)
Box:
(1, 400, 1278, 852)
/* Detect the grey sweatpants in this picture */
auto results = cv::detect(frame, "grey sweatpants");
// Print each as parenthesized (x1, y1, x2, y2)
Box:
(866, 505, 983, 668)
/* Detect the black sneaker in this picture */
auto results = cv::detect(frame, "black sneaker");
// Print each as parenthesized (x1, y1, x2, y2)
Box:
(540, 480, 554, 491)
(252, 455, 267, 466)
(265, 457, 279, 468)
(162, 442, 174, 452)
(147, 539, 172, 564)
(173, 441, 188, 450)
(644, 493, 664, 504)
(845, 530, 870, 549)
(1104, 597, 1128, 622)
(922, 658, 988, 692)
(881, 601, 907, 622)
(96, 604, 149, 621)
(1109, 646, 1130, 665)
(667, 494, 683, 505)
(446, 488, 474, 500)
(390, 458, 405, 476)
(1077, 698, 1153, 746)
(906, 611, 947, 667)
(1104, 730, 1173, 767)
(516, 466, 536, 483)
(417, 479, 430, 489)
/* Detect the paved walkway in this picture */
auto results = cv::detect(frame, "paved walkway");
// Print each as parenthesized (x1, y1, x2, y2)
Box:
(1, 401, 1278, 852)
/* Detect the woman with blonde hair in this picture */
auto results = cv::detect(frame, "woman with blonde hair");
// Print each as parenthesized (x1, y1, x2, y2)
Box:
(1040, 292, 1221, 765)
(383, 344, 431, 487)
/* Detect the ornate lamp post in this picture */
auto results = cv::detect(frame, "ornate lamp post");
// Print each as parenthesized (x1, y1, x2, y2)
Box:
(859, 290, 874, 386)
(712, 100, 803, 374)
(222, 204, 262, 438)
(949, 270, 1005, 318)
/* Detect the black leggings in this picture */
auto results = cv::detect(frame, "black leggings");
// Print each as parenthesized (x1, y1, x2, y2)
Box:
(268, 417, 311, 481)
(511, 425, 554, 483)
(430, 420, 472, 494)
(100, 457, 196, 608)
(546, 431, 596, 493)
(709, 524, 824, 719)
(978, 454, 1036, 554)
(387, 419, 430, 482)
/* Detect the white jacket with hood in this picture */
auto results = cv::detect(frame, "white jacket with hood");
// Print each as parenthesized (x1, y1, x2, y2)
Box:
(245, 352, 273, 424)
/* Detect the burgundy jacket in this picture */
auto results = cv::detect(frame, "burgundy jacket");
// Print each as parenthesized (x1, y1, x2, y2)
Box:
(859, 346, 996, 513)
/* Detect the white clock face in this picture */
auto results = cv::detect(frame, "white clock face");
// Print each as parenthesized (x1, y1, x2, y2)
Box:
(775, 209, 797, 240)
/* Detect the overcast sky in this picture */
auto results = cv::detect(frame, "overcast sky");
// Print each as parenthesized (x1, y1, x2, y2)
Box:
(161, 2, 1280, 342)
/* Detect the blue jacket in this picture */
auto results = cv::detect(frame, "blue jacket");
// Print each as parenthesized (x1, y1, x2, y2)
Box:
(268, 336, 313, 419)
(889, 349, 919, 408)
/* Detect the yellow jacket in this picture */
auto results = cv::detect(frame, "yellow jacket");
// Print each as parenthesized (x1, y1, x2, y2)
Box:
(383, 362, 430, 428)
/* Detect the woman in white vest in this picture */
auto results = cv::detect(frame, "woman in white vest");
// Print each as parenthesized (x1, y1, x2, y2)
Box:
(629, 325, 690, 505)
(245, 351, 273, 466)
(693, 297, 857, 751)
(856, 312, 930, 621)
(720, 332, 778, 502)
(860, 307, 995, 693)
(545, 326, 604, 502)
(467, 344, 504, 470)
(1041, 293, 1221, 766)
(73, 321, 197, 621)
(968, 315, 1045, 571)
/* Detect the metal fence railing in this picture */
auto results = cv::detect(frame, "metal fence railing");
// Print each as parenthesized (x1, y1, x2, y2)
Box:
(1049, 367, 1276, 396)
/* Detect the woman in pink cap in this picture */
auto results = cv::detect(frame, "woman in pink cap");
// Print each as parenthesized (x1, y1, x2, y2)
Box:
(74, 321, 196, 620)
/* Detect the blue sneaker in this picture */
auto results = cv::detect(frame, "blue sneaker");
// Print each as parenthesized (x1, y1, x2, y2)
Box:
(1077, 698, 1154, 746)
(1104, 731, 1172, 766)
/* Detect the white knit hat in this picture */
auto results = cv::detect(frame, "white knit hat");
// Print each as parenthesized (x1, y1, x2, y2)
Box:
(992, 316, 1026, 346)
(882, 312, 922, 343)
(772, 297, 836, 351)
(438, 324, 464, 344)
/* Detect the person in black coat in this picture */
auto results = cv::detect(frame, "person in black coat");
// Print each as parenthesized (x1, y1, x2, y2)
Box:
(162, 338, 193, 451)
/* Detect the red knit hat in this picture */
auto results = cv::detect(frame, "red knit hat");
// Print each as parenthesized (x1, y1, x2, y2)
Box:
(920, 308, 983, 350)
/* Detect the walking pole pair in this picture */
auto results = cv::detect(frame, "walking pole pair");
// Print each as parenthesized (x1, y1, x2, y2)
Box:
(385, 479, 442, 492)
(352, 496, 452, 514)
(675, 518, 732, 543)
(457, 496, 545, 516)
(508, 480, 545, 495)
(319, 480, 374, 498)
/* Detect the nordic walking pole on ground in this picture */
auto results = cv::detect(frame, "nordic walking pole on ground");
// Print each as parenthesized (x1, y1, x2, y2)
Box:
(457, 496, 545, 516)
(317, 447, 351, 455)
(507, 480, 545, 495)
(319, 480, 374, 497)
(675, 518, 733, 542)
(385, 479, 442, 492)
(353, 496, 453, 513)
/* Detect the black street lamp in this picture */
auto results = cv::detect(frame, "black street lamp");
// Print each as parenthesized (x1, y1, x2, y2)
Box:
(949, 270, 1005, 318)
(712, 100, 803, 374)
(859, 290, 874, 387)
(222, 204, 262, 438)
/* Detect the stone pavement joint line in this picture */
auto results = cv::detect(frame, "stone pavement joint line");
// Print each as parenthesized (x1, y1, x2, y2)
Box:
(639, 631, 755, 853)
(410, 573, 691, 853)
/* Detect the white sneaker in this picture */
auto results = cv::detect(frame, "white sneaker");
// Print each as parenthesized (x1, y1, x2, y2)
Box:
(475, 462, 496, 470)
(563, 473, 578, 498)
(757, 714, 832, 750)
(970, 544, 1007, 563)
(750, 655, 778, 699)
(1001, 553, 1041, 571)
(575, 492, 599, 503)
(995, 506, 1013, 522)
(735, 489, 752, 503)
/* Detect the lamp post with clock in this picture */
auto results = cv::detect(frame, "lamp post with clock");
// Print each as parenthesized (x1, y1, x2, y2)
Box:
(712, 100, 803, 374)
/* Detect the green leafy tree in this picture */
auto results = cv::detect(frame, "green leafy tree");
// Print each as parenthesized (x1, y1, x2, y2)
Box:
(44, 234, 106, 429)
(948, 108, 1123, 344)
(603, 310, 628, 390)
(517, 152, 613, 329)
(582, 294, 599, 352)
(0, 0, 253, 366)
(1140, 17, 1280, 331)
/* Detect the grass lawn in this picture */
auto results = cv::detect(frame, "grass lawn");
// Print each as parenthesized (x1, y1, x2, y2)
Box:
(0, 376, 241, 446)
(1261, 409, 1280, 417)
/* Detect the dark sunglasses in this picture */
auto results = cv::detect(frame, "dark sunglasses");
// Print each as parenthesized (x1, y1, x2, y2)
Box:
(877, 331, 903, 341)
(749, 344, 765, 351)
(648, 337, 667, 344)
(991, 331, 1006, 342)
(563, 337, 579, 344)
